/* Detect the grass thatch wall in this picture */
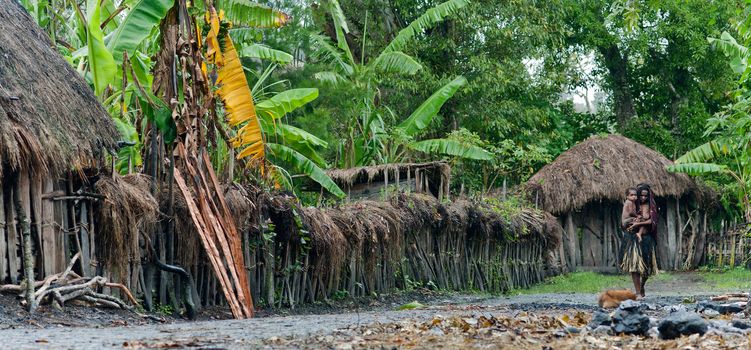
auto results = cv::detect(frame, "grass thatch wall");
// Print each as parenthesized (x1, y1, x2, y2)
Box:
(172, 188, 561, 307)
(93, 176, 562, 308)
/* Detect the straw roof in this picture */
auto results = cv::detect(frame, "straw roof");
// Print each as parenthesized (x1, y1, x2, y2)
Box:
(0, 0, 117, 176)
(527, 134, 697, 215)
(324, 161, 450, 187)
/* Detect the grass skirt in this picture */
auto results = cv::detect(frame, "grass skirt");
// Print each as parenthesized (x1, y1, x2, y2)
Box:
(620, 231, 658, 277)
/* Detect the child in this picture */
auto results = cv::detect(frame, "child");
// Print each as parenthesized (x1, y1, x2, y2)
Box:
(622, 188, 645, 242)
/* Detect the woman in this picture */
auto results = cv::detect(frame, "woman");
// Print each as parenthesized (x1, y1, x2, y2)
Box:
(620, 183, 659, 298)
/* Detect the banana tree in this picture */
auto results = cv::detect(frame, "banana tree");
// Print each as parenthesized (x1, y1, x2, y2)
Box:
(313, 0, 491, 167)
(668, 25, 751, 222)
(202, 3, 345, 197)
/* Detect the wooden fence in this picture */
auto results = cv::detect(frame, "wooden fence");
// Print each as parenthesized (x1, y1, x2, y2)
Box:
(0, 169, 100, 286)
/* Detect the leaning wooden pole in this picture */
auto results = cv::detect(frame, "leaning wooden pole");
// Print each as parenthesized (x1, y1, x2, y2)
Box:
(14, 172, 36, 313)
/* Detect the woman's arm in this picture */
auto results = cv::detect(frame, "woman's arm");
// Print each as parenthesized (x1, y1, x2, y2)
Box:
(630, 219, 652, 227)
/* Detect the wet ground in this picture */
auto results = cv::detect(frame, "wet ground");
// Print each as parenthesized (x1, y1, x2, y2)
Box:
(1, 272, 749, 349)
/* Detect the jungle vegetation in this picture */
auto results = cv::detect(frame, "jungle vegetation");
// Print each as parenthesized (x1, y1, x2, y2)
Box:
(18, 0, 751, 219)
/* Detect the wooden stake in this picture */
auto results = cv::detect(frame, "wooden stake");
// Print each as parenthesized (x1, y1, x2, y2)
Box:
(15, 172, 37, 313)
(0, 180, 6, 283)
(41, 178, 56, 276)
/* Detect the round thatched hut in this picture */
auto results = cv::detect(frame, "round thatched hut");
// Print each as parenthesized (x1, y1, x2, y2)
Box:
(0, 0, 118, 283)
(527, 134, 713, 272)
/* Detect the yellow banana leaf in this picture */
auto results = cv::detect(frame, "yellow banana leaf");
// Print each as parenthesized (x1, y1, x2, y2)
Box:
(205, 8, 224, 65)
(212, 34, 264, 160)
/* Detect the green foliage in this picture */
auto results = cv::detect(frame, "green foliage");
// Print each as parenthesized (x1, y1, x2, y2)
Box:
(409, 139, 493, 160)
(212, 0, 289, 28)
(256, 88, 320, 119)
(85, 0, 116, 96)
(372, 51, 423, 75)
(397, 76, 466, 136)
(671, 10, 751, 222)
(240, 44, 294, 64)
(113, 118, 141, 174)
(106, 0, 173, 62)
(380, 0, 469, 54)
(267, 143, 345, 198)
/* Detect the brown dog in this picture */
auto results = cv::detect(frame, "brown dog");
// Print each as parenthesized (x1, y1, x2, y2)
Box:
(598, 289, 637, 308)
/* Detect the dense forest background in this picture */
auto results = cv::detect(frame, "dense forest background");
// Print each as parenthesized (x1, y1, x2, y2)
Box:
(19, 0, 751, 219)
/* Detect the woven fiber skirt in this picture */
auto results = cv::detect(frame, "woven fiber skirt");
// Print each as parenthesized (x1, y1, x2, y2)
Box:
(620, 231, 658, 276)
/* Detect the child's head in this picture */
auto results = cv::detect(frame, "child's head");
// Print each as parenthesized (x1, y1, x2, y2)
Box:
(626, 188, 637, 202)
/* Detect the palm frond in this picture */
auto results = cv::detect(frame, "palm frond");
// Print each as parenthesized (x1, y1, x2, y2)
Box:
(240, 43, 293, 64)
(708, 31, 750, 74)
(674, 139, 732, 164)
(311, 34, 354, 75)
(215, 0, 290, 28)
(314, 71, 347, 85)
(666, 163, 728, 176)
(381, 0, 469, 54)
(106, 0, 172, 62)
(397, 76, 466, 136)
(326, 0, 355, 66)
(372, 51, 422, 75)
(256, 88, 319, 119)
(409, 138, 493, 160)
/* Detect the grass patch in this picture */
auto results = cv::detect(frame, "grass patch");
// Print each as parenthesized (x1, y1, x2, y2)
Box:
(699, 267, 751, 291)
(511, 272, 631, 294)
(512, 271, 678, 295)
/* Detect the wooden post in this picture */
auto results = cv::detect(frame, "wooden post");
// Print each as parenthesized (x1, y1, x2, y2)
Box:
(557, 217, 568, 272)
(31, 174, 43, 277)
(383, 168, 388, 200)
(5, 185, 18, 283)
(15, 171, 37, 313)
(41, 178, 56, 276)
(692, 212, 707, 267)
(565, 213, 578, 268)
(729, 232, 737, 267)
(603, 208, 611, 267)
(0, 179, 6, 282)
(79, 202, 92, 276)
(675, 198, 683, 270)
(666, 200, 677, 270)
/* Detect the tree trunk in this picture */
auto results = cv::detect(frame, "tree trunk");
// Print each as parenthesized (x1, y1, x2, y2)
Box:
(599, 44, 636, 127)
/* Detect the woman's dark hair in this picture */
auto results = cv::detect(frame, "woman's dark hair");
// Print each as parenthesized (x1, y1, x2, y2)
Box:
(635, 183, 658, 232)
(636, 183, 652, 196)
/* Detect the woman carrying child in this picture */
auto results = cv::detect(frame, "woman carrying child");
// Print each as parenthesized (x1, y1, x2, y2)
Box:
(620, 183, 659, 298)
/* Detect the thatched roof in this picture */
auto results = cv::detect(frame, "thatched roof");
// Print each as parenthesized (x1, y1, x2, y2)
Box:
(0, 0, 117, 176)
(324, 161, 450, 187)
(527, 134, 698, 215)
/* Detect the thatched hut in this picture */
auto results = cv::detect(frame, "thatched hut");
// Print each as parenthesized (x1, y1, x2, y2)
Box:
(0, 0, 118, 283)
(308, 162, 451, 200)
(527, 134, 714, 272)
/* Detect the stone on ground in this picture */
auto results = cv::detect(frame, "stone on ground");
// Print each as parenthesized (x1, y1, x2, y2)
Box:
(657, 311, 708, 340)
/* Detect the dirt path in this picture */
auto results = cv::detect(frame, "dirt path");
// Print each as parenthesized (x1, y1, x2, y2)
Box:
(1, 272, 748, 349)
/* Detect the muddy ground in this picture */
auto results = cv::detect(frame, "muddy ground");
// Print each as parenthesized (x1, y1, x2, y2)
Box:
(0, 272, 749, 349)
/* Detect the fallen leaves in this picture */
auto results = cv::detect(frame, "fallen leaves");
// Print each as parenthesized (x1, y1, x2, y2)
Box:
(264, 311, 751, 349)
